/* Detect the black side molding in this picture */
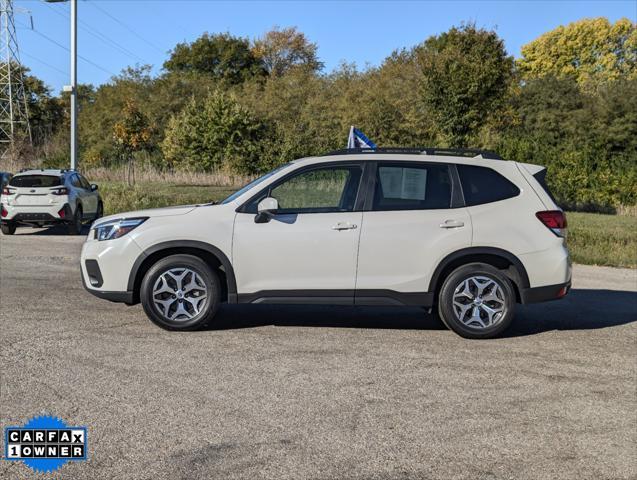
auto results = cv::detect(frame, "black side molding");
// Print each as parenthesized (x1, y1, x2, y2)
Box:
(237, 289, 434, 307)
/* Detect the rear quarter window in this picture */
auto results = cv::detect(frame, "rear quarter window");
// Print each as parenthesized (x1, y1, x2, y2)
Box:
(9, 175, 63, 188)
(457, 165, 520, 206)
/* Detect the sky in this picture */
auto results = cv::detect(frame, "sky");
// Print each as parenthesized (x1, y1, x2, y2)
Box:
(15, 0, 637, 93)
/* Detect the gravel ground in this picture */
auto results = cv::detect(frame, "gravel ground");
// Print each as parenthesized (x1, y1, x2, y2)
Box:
(1, 228, 636, 480)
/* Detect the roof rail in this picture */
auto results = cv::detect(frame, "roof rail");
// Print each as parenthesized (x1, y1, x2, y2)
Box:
(17, 167, 74, 173)
(323, 147, 503, 160)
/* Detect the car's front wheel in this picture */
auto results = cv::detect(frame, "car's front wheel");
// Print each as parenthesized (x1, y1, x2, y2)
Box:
(1, 222, 16, 235)
(438, 263, 516, 339)
(140, 254, 221, 330)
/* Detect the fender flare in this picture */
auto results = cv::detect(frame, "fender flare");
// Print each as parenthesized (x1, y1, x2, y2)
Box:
(427, 247, 530, 292)
(127, 240, 237, 300)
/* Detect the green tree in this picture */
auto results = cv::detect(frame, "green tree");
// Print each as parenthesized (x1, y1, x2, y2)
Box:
(252, 26, 323, 76)
(517, 18, 637, 87)
(163, 33, 265, 84)
(162, 90, 268, 174)
(416, 24, 514, 147)
(113, 99, 153, 185)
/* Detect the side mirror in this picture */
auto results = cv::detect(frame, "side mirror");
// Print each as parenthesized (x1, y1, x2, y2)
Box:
(254, 197, 278, 223)
(90, 184, 99, 191)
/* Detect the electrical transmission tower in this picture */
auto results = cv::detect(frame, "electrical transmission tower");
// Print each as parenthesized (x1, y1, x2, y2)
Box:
(0, 0, 31, 158)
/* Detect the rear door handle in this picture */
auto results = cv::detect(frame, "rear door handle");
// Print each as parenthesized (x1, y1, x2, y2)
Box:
(332, 222, 358, 231)
(439, 220, 465, 229)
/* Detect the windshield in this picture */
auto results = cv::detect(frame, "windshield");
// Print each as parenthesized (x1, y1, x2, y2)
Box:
(9, 175, 63, 188)
(221, 163, 292, 204)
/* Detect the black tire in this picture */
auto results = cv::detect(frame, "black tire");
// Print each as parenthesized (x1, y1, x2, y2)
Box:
(438, 263, 516, 339)
(94, 202, 104, 222)
(68, 205, 82, 235)
(140, 254, 221, 331)
(1, 222, 16, 235)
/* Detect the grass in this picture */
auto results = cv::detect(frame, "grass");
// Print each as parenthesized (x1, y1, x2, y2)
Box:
(97, 180, 636, 269)
(100, 182, 236, 216)
(567, 212, 636, 268)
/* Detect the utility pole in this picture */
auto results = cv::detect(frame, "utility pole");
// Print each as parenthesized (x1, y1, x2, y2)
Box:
(46, 0, 76, 170)
(0, 0, 32, 160)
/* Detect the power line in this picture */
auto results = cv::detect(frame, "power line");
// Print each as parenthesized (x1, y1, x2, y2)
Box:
(84, 0, 166, 54)
(43, 1, 145, 63)
(17, 21, 116, 76)
(21, 50, 68, 78)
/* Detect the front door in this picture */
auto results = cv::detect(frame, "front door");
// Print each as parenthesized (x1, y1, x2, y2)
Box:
(233, 163, 364, 300)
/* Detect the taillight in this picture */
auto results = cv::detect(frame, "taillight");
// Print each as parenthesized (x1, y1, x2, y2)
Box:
(58, 207, 66, 219)
(536, 210, 567, 237)
(51, 187, 68, 196)
(2, 187, 14, 195)
(1, 205, 7, 218)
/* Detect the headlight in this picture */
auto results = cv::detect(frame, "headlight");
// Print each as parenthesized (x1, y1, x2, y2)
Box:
(93, 217, 147, 241)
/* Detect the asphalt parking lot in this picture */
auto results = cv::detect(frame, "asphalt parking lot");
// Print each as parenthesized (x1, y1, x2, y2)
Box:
(1, 227, 636, 479)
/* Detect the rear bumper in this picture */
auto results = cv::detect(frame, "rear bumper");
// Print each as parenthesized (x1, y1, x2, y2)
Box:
(2, 204, 72, 225)
(520, 281, 571, 304)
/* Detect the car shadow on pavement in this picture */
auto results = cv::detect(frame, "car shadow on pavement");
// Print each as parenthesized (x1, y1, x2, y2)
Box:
(11, 224, 91, 236)
(504, 288, 637, 337)
(209, 288, 637, 336)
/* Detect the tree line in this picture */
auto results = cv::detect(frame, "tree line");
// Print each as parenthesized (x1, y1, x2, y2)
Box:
(15, 19, 637, 209)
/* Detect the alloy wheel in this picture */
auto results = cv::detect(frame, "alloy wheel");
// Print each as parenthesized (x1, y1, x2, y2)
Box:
(152, 268, 208, 321)
(452, 275, 506, 329)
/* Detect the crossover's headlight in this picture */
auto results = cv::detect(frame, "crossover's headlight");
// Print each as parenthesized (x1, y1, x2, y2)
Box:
(93, 217, 147, 241)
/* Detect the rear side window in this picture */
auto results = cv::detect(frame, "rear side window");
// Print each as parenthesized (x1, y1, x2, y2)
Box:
(373, 163, 452, 211)
(533, 168, 557, 204)
(457, 165, 520, 206)
(9, 175, 62, 188)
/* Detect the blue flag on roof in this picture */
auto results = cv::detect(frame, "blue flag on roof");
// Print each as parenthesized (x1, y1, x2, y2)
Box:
(347, 126, 377, 149)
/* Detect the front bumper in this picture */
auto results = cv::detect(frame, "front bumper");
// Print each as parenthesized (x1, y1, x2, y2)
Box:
(81, 234, 143, 303)
(81, 267, 134, 304)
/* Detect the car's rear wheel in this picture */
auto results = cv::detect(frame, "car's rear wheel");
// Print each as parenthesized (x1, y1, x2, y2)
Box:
(68, 205, 82, 235)
(140, 254, 221, 331)
(438, 263, 516, 339)
(1, 222, 16, 235)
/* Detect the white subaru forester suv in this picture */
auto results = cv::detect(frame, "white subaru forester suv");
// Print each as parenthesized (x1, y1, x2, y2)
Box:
(81, 148, 571, 339)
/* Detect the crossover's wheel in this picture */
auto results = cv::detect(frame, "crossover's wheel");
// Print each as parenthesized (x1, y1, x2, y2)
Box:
(68, 205, 82, 235)
(94, 202, 104, 222)
(1, 222, 16, 235)
(438, 263, 516, 339)
(140, 254, 221, 331)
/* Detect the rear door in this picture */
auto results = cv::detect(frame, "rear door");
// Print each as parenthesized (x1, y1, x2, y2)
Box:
(8, 174, 64, 207)
(355, 161, 472, 301)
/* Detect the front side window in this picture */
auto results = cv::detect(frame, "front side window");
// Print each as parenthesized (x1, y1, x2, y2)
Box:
(372, 163, 452, 211)
(78, 174, 91, 190)
(221, 163, 292, 205)
(457, 165, 520, 206)
(70, 175, 82, 188)
(246, 165, 362, 214)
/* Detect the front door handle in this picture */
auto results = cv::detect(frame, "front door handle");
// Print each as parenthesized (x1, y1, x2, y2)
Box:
(440, 220, 465, 229)
(332, 222, 358, 231)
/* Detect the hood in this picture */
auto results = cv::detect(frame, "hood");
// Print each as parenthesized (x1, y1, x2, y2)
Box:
(95, 204, 204, 225)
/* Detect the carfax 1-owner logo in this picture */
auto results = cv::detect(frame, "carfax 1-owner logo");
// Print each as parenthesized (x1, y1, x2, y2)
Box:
(4, 415, 88, 474)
